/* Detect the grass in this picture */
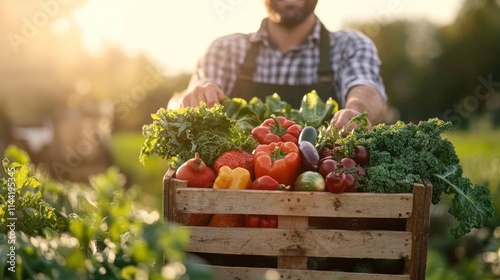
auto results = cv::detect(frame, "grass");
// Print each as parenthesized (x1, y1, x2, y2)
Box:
(443, 128, 500, 191)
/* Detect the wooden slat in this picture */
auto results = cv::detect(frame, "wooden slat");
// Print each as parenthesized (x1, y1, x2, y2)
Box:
(405, 182, 432, 279)
(277, 216, 309, 269)
(162, 169, 176, 224)
(166, 174, 189, 224)
(174, 188, 414, 218)
(186, 227, 412, 259)
(207, 265, 411, 280)
(162, 170, 432, 279)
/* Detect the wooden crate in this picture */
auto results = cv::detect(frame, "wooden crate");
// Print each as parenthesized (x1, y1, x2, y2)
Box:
(163, 169, 432, 280)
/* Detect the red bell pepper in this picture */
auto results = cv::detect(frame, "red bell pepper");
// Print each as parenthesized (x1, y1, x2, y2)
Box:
(251, 116, 302, 144)
(248, 175, 289, 190)
(246, 215, 278, 228)
(253, 141, 301, 186)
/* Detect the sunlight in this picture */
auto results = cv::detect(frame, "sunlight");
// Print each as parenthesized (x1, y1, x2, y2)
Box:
(72, 0, 462, 73)
(51, 17, 70, 34)
(73, 0, 134, 53)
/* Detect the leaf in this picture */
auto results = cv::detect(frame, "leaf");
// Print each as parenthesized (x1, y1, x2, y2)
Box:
(14, 165, 29, 191)
(150, 113, 161, 120)
(339, 112, 369, 136)
(3, 144, 31, 165)
(120, 265, 138, 280)
(139, 103, 254, 168)
(264, 93, 292, 116)
(24, 207, 37, 219)
(248, 97, 267, 121)
(433, 174, 495, 238)
(221, 97, 261, 132)
(297, 90, 338, 128)
(64, 246, 86, 270)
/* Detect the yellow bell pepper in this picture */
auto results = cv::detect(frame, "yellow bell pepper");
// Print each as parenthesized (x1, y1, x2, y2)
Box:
(213, 166, 252, 189)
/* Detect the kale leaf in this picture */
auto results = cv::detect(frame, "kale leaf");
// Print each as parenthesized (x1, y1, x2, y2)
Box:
(336, 118, 495, 238)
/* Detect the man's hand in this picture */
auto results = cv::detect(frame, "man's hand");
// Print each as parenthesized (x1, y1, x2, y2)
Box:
(181, 83, 226, 108)
(329, 108, 371, 134)
(328, 85, 386, 134)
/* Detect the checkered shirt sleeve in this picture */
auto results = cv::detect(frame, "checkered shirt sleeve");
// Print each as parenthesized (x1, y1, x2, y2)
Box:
(187, 26, 386, 106)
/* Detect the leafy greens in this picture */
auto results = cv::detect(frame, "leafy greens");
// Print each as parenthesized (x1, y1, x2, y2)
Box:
(140, 103, 257, 168)
(222, 90, 338, 130)
(332, 118, 495, 238)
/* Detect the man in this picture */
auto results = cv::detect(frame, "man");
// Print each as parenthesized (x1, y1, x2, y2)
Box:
(169, 0, 387, 130)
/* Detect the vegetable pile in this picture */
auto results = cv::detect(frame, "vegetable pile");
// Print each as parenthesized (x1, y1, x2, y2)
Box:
(140, 91, 495, 238)
(333, 118, 495, 238)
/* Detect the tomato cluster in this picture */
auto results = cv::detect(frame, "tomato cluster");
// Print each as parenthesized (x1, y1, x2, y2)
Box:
(318, 145, 369, 193)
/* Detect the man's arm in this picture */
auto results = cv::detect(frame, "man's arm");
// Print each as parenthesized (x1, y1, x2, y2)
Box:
(330, 85, 387, 131)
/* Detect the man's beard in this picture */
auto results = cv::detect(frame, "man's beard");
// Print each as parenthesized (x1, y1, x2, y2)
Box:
(266, 0, 318, 28)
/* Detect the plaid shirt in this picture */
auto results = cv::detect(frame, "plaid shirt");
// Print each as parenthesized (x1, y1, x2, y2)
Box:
(188, 18, 386, 105)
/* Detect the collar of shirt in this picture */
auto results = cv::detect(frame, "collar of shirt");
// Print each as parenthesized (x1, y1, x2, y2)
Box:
(248, 17, 322, 52)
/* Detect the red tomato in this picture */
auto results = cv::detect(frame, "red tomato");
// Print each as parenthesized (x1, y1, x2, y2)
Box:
(344, 173, 357, 192)
(321, 148, 333, 159)
(354, 145, 370, 166)
(318, 158, 338, 178)
(246, 215, 261, 228)
(260, 216, 278, 228)
(326, 172, 347, 193)
(246, 215, 278, 228)
(340, 158, 357, 169)
(357, 165, 367, 177)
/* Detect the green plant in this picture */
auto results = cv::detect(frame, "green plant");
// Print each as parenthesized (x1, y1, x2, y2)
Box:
(1, 145, 212, 279)
(337, 119, 495, 238)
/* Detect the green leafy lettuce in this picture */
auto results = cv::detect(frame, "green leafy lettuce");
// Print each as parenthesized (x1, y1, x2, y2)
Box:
(222, 90, 338, 130)
(140, 103, 257, 168)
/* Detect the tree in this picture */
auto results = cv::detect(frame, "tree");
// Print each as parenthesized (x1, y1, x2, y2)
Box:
(348, 0, 500, 125)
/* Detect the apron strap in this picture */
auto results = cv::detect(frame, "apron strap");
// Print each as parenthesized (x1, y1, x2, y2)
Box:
(317, 24, 333, 83)
(237, 23, 333, 84)
(237, 41, 260, 81)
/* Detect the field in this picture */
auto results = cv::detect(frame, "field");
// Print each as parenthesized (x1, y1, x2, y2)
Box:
(111, 128, 500, 278)
(111, 131, 169, 211)
(444, 129, 500, 191)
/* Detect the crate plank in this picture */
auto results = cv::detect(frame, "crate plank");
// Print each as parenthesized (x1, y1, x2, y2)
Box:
(162, 169, 176, 222)
(207, 265, 411, 280)
(174, 188, 413, 218)
(405, 182, 433, 279)
(163, 170, 432, 278)
(186, 227, 412, 259)
(277, 216, 309, 269)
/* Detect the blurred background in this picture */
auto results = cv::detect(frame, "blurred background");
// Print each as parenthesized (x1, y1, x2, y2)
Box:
(1, 0, 499, 278)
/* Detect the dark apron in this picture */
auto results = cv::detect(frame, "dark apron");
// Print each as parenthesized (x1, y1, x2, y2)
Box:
(229, 24, 337, 109)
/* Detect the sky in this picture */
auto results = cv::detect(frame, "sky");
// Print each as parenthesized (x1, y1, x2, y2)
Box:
(73, 0, 464, 74)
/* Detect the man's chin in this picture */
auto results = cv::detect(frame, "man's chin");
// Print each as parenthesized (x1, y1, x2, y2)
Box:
(277, 17, 306, 28)
(266, 0, 317, 26)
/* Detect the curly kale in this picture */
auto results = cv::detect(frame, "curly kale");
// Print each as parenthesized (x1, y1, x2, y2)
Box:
(338, 118, 494, 238)
(140, 103, 257, 168)
(354, 119, 459, 200)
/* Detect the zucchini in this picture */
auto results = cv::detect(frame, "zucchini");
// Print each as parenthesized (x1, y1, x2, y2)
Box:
(298, 126, 318, 144)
